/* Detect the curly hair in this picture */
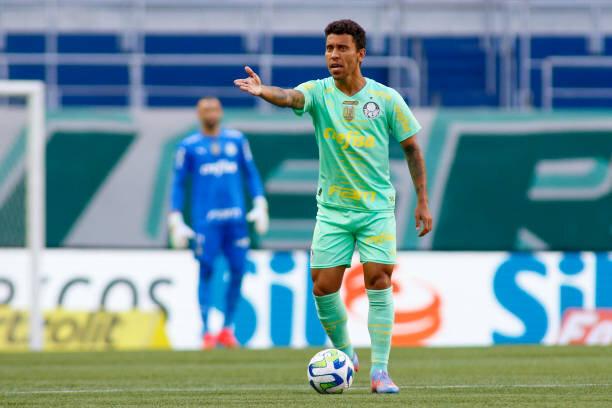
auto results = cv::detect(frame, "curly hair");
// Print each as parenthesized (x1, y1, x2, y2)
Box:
(324, 19, 366, 50)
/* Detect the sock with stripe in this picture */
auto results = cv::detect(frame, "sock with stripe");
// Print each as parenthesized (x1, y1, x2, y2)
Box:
(367, 287, 394, 375)
(314, 291, 355, 359)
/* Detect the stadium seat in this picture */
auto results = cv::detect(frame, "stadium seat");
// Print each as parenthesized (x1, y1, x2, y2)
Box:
(5, 33, 46, 53)
(58, 33, 124, 53)
(145, 34, 247, 54)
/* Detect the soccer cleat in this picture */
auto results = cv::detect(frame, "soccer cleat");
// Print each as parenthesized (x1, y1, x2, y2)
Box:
(217, 327, 239, 348)
(370, 370, 400, 394)
(351, 351, 360, 373)
(201, 333, 217, 350)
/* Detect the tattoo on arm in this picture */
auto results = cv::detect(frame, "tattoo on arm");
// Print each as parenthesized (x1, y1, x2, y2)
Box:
(403, 142, 428, 203)
(261, 87, 305, 109)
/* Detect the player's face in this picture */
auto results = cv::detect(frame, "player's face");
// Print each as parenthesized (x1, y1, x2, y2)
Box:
(325, 34, 365, 80)
(197, 98, 223, 128)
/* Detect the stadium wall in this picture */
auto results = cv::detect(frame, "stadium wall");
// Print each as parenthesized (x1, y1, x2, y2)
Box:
(0, 249, 610, 350)
(0, 108, 610, 251)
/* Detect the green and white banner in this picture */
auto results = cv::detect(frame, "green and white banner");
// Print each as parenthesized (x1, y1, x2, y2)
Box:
(0, 108, 610, 250)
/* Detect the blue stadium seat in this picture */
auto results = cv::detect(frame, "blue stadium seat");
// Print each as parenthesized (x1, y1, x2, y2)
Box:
(554, 67, 612, 88)
(58, 65, 129, 85)
(437, 91, 498, 107)
(8, 64, 46, 81)
(144, 64, 254, 86)
(271, 67, 329, 88)
(145, 34, 246, 54)
(530, 36, 588, 58)
(553, 98, 612, 108)
(604, 37, 612, 55)
(5, 33, 46, 53)
(422, 36, 493, 106)
(147, 95, 255, 108)
(273, 36, 324, 55)
(58, 33, 123, 53)
(423, 37, 483, 56)
(61, 95, 128, 107)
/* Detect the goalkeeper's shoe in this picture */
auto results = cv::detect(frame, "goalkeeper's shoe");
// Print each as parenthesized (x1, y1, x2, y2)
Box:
(201, 333, 217, 350)
(370, 370, 399, 394)
(351, 351, 360, 373)
(217, 328, 239, 348)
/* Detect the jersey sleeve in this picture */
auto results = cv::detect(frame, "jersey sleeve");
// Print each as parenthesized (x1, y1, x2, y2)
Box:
(239, 135, 265, 199)
(388, 90, 421, 142)
(170, 142, 192, 211)
(292, 80, 319, 117)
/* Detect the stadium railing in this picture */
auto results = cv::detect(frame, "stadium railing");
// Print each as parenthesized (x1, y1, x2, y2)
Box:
(541, 56, 612, 110)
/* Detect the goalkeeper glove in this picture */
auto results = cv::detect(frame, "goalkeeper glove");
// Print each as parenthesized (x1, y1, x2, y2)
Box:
(246, 196, 269, 235)
(167, 211, 195, 249)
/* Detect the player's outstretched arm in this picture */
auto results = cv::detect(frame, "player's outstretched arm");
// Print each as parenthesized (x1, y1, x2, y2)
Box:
(400, 136, 433, 237)
(234, 66, 305, 109)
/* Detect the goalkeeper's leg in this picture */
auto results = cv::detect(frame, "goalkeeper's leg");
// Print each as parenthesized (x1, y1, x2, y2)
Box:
(218, 222, 249, 347)
(195, 227, 222, 349)
(197, 261, 216, 348)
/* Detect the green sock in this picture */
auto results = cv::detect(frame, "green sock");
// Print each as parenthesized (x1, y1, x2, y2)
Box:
(314, 291, 354, 359)
(367, 287, 394, 375)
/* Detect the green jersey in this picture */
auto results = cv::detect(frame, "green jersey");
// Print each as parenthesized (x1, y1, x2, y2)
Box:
(293, 76, 421, 212)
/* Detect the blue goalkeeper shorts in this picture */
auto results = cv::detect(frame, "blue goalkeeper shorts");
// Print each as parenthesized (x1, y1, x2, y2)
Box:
(193, 221, 250, 269)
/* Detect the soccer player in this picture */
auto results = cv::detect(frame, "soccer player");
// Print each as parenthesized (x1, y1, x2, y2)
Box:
(234, 20, 432, 393)
(168, 96, 269, 349)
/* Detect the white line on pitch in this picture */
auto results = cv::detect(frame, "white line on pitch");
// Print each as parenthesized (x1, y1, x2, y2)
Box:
(3, 383, 610, 396)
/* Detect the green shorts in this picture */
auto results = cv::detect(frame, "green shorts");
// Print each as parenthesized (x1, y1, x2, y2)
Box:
(310, 204, 396, 268)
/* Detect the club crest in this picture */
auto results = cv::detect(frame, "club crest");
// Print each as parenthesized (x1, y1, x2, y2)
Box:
(224, 142, 237, 157)
(363, 101, 380, 119)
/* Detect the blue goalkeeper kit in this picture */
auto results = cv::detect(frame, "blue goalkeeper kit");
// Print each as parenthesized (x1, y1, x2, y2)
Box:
(171, 128, 264, 333)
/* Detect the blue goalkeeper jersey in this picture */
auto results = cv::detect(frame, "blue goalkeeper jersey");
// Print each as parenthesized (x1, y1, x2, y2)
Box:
(171, 128, 264, 228)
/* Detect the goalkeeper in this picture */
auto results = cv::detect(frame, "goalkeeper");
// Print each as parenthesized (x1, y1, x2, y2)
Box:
(235, 20, 432, 393)
(168, 96, 268, 349)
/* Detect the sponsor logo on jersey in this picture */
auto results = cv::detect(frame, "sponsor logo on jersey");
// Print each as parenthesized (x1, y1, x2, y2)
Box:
(328, 184, 376, 202)
(206, 207, 243, 221)
(224, 142, 238, 157)
(200, 160, 238, 176)
(342, 100, 358, 121)
(323, 128, 376, 150)
(363, 101, 381, 119)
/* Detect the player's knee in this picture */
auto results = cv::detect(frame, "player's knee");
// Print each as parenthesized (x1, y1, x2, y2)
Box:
(312, 280, 340, 297)
(365, 272, 392, 290)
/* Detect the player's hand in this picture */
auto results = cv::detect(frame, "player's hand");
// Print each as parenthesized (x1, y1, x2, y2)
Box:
(167, 212, 195, 249)
(234, 66, 263, 96)
(415, 203, 432, 237)
(246, 196, 269, 235)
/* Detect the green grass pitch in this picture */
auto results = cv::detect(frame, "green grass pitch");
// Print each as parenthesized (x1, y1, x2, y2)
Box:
(1, 346, 610, 407)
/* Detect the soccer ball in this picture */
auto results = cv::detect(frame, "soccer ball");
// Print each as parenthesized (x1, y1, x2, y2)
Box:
(307, 348, 354, 394)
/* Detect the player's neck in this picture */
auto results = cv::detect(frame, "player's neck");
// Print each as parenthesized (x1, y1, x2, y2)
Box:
(201, 125, 220, 137)
(334, 73, 366, 97)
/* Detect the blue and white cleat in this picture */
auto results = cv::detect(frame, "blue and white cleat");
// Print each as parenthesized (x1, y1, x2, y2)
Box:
(351, 351, 360, 373)
(370, 370, 400, 394)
